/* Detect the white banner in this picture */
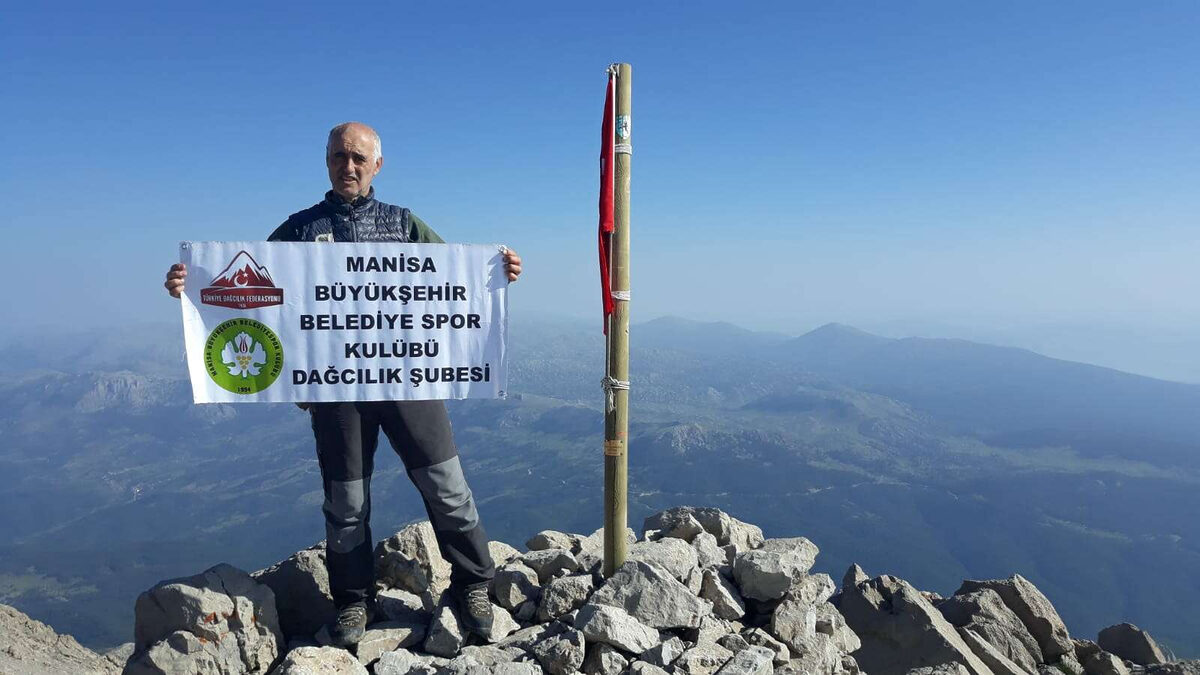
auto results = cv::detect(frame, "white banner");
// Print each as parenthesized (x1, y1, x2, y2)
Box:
(179, 241, 508, 403)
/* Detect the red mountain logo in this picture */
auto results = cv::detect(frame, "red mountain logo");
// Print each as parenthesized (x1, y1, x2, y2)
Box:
(200, 251, 284, 310)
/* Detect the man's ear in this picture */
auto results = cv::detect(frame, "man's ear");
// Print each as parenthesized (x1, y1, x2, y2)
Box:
(374, 156, 384, 175)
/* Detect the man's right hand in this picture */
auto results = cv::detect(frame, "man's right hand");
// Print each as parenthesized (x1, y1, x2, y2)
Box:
(164, 263, 187, 298)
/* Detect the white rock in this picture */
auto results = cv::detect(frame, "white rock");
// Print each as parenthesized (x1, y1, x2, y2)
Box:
(268, 646, 368, 674)
(575, 603, 661, 653)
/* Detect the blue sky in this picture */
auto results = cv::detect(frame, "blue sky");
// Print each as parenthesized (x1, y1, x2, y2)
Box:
(2, 2, 1198, 379)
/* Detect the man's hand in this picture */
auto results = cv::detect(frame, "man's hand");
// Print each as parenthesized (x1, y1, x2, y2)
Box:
(503, 249, 522, 282)
(164, 263, 187, 298)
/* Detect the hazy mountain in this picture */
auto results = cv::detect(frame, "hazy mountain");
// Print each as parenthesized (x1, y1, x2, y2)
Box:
(0, 317, 1196, 657)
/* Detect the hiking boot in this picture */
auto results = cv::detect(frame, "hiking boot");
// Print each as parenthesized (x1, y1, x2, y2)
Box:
(328, 600, 372, 647)
(451, 581, 494, 638)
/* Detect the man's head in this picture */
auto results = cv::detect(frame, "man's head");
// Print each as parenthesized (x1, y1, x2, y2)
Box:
(326, 122, 383, 201)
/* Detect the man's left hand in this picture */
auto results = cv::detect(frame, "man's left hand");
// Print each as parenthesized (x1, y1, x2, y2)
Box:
(503, 249, 522, 282)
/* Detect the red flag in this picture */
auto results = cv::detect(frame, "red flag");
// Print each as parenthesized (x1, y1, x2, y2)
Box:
(598, 72, 616, 333)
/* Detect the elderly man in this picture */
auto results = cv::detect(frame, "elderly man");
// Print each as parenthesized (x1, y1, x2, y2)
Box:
(164, 122, 522, 646)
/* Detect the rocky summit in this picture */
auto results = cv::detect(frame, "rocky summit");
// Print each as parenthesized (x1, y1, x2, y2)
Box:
(1, 506, 1197, 675)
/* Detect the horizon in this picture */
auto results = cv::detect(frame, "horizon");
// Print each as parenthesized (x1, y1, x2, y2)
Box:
(2, 2, 1198, 384)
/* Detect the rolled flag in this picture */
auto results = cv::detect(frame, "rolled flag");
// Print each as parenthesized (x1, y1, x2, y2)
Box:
(598, 70, 616, 333)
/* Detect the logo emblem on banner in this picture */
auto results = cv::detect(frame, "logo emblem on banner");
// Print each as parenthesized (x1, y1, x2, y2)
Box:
(201, 250, 284, 309)
(204, 318, 284, 394)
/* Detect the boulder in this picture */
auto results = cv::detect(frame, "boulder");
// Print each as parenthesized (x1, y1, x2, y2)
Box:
(643, 507, 764, 552)
(815, 602, 861, 654)
(129, 563, 283, 675)
(537, 574, 596, 621)
(527, 530, 583, 552)
(376, 587, 432, 620)
(641, 635, 686, 668)
(1145, 662, 1200, 675)
(839, 573, 991, 675)
(744, 627, 791, 667)
(252, 542, 334, 642)
(957, 574, 1073, 662)
(531, 627, 586, 675)
(422, 603, 465, 658)
(484, 603, 521, 643)
(674, 641, 735, 675)
(732, 539, 819, 601)
(489, 541, 522, 568)
(700, 569, 746, 620)
(267, 645, 368, 674)
(780, 633, 843, 674)
(520, 548, 581, 583)
(589, 560, 713, 629)
(583, 642, 629, 675)
(627, 538, 700, 582)
(353, 619, 427, 666)
(938, 588, 1041, 672)
(493, 562, 542, 611)
(957, 626, 1028, 675)
(1097, 623, 1167, 666)
(767, 593, 817, 652)
(715, 646, 775, 675)
(375, 521, 452, 595)
(693, 532, 730, 570)
(574, 603, 660, 653)
(629, 662, 673, 675)
(373, 648, 442, 675)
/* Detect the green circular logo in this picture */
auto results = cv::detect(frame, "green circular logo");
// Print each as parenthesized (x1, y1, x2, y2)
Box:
(203, 318, 284, 395)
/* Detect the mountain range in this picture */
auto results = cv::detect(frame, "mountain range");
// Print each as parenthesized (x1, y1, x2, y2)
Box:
(0, 316, 1196, 657)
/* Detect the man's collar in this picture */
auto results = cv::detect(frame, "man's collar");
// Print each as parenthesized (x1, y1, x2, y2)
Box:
(324, 187, 376, 209)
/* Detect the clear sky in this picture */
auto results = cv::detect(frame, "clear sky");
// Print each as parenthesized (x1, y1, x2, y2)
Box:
(3, 2, 1198, 379)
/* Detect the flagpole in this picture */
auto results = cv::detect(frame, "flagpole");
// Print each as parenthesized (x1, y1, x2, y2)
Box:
(603, 63, 632, 577)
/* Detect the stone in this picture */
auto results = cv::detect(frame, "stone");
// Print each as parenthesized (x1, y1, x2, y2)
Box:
(490, 541, 522, 568)
(717, 633, 751, 653)
(1097, 623, 1168, 666)
(839, 573, 991, 675)
(537, 574, 597, 621)
(574, 603, 660, 653)
(423, 604, 465, 658)
(375, 521, 452, 595)
(531, 627, 586, 675)
(373, 648, 441, 675)
(527, 530, 583, 552)
(0, 602, 118, 675)
(630, 662, 673, 675)
(252, 542, 334, 642)
(732, 540, 819, 602)
(628, 538, 701, 583)
(701, 569, 747, 621)
(643, 507, 765, 552)
(1145, 662, 1200, 675)
(743, 627, 790, 667)
(651, 511, 707, 542)
(903, 666, 971, 675)
(674, 641, 735, 675)
(693, 532, 729, 570)
(590, 560, 713, 629)
(377, 587, 432, 620)
(767, 595, 817, 653)
(1082, 649, 1132, 675)
(790, 573, 836, 607)
(938, 588, 1041, 672)
(641, 635, 686, 668)
(460, 644, 521, 666)
(484, 603, 522, 643)
(583, 642, 629, 675)
(130, 563, 283, 675)
(498, 621, 567, 651)
(493, 563, 542, 611)
(683, 615, 738, 646)
(957, 574, 1073, 662)
(843, 564, 869, 591)
(515, 600, 538, 623)
(354, 619, 428, 666)
(1056, 654, 1087, 675)
(715, 646, 774, 675)
(815, 602, 860, 654)
(492, 663, 544, 675)
(520, 548, 581, 583)
(957, 626, 1028, 675)
(267, 645, 368, 674)
(686, 566, 705, 595)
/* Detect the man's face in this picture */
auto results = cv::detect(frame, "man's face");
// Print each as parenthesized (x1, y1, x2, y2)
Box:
(326, 127, 382, 200)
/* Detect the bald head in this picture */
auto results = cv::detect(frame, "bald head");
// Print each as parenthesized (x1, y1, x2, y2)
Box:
(325, 122, 384, 201)
(327, 122, 381, 162)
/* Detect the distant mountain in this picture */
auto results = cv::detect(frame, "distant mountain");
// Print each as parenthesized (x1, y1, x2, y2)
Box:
(0, 317, 1198, 657)
(777, 323, 1200, 466)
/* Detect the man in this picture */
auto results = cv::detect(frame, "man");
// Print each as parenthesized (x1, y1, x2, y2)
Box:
(164, 122, 522, 647)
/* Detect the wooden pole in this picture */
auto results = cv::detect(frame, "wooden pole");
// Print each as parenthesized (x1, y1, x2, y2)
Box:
(604, 63, 632, 577)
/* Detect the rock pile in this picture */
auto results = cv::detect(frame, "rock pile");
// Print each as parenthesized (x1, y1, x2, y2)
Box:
(10, 505, 1196, 675)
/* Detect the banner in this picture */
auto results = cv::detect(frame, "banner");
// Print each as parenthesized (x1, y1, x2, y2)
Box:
(179, 241, 508, 403)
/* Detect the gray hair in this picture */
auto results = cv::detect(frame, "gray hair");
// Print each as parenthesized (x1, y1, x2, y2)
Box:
(326, 122, 382, 162)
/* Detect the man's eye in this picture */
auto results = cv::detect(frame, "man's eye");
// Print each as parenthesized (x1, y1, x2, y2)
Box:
(353, 154, 367, 163)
